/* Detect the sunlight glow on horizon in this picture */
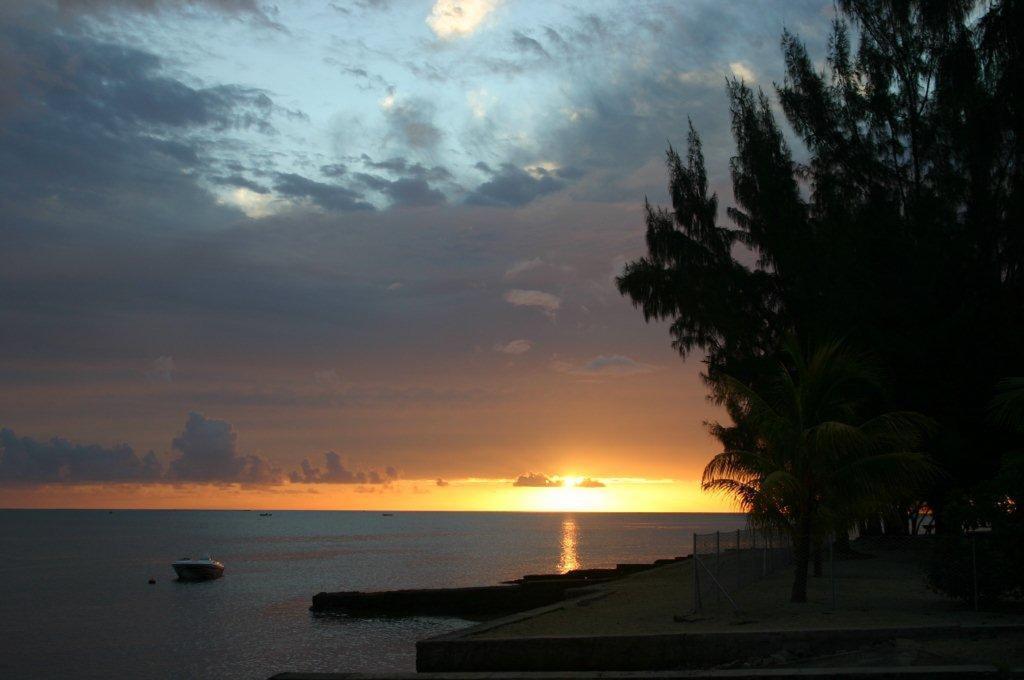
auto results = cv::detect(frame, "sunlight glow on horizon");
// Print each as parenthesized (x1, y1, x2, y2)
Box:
(0, 477, 735, 513)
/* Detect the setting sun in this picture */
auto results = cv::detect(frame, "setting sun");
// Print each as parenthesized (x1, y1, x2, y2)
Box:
(532, 483, 607, 513)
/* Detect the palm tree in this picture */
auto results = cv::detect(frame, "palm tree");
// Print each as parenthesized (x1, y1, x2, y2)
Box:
(701, 339, 936, 602)
(989, 378, 1024, 433)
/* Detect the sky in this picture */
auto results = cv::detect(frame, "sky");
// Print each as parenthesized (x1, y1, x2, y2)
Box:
(0, 0, 833, 511)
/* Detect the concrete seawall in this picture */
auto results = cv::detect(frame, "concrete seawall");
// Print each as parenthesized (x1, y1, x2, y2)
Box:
(311, 581, 600, 618)
(310, 559, 687, 618)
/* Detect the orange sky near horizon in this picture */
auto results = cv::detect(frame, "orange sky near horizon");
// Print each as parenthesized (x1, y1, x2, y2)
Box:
(1, 346, 730, 511)
(0, 477, 737, 513)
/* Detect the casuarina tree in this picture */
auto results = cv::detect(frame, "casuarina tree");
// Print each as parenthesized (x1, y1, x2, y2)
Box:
(618, 0, 1024, 525)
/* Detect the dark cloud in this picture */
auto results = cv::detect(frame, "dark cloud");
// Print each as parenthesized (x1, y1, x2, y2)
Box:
(212, 174, 270, 193)
(359, 155, 452, 182)
(0, 427, 162, 484)
(521, 2, 834, 204)
(556, 355, 657, 376)
(350, 155, 452, 207)
(320, 163, 347, 177)
(513, 472, 562, 487)
(384, 98, 442, 150)
(511, 30, 550, 59)
(14, 35, 280, 132)
(336, 64, 394, 92)
(555, 166, 586, 180)
(0, 416, 408, 487)
(475, 13, 618, 77)
(542, 26, 569, 51)
(273, 172, 374, 211)
(352, 0, 391, 10)
(56, 0, 283, 29)
(466, 163, 564, 208)
(355, 173, 445, 208)
(58, 0, 266, 13)
(576, 477, 606, 488)
(168, 412, 283, 484)
(0, 24, 290, 231)
(379, 177, 446, 207)
(289, 451, 398, 484)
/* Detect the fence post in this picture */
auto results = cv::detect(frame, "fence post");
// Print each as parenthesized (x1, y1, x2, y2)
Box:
(736, 528, 741, 593)
(830, 532, 837, 611)
(715, 531, 721, 604)
(971, 533, 979, 612)
(693, 532, 700, 612)
(763, 534, 769, 576)
(751, 529, 756, 564)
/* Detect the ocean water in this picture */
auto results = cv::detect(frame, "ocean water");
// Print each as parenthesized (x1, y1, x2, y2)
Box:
(0, 510, 747, 679)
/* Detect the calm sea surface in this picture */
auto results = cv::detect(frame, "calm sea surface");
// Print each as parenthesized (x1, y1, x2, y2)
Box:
(0, 510, 747, 679)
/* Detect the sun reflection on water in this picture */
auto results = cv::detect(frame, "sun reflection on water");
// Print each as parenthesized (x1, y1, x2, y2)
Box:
(557, 515, 579, 573)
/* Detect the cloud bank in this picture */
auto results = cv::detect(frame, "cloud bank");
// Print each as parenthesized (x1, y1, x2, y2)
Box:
(0, 428, 162, 484)
(0, 417, 400, 488)
(168, 413, 283, 484)
(289, 451, 398, 485)
(554, 355, 657, 376)
(512, 472, 562, 487)
(576, 477, 606, 488)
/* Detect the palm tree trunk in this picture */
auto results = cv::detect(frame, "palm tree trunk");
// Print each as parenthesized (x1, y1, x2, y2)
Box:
(883, 504, 910, 536)
(834, 525, 864, 558)
(860, 516, 883, 536)
(835, 527, 851, 553)
(791, 517, 811, 602)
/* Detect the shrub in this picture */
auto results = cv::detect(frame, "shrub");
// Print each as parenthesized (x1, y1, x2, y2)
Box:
(927, 530, 1024, 606)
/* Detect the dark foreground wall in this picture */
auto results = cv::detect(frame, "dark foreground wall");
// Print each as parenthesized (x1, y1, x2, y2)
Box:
(273, 668, 1021, 679)
(416, 624, 1024, 672)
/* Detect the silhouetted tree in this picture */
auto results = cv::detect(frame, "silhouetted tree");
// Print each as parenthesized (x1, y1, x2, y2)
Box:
(701, 339, 935, 602)
(618, 0, 1024, 525)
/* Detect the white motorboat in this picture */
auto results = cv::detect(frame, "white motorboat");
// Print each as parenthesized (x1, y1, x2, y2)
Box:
(172, 557, 225, 581)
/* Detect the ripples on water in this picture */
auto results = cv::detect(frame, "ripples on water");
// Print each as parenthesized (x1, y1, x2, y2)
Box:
(0, 510, 746, 679)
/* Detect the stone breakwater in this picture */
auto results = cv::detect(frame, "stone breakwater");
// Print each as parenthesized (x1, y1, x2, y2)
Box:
(309, 557, 688, 618)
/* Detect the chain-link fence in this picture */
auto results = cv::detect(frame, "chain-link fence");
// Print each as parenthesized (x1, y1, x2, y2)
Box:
(689, 523, 1018, 616)
(691, 527, 796, 613)
(884, 528, 1020, 611)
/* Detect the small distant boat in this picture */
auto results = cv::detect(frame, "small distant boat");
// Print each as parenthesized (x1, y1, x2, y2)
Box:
(173, 557, 225, 581)
(259, 512, 272, 517)
(381, 512, 394, 516)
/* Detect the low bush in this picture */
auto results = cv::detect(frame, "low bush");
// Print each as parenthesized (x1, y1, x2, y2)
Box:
(927, 530, 1024, 606)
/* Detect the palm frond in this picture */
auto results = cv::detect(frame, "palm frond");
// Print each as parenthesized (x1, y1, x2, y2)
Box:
(988, 378, 1024, 433)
